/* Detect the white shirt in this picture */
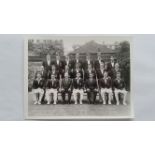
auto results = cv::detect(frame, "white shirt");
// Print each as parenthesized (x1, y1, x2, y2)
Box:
(111, 62, 114, 67)
(47, 60, 50, 66)
(57, 60, 59, 65)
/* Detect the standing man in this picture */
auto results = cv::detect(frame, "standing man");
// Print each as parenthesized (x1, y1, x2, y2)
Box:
(113, 72, 127, 105)
(85, 64, 96, 80)
(73, 72, 84, 104)
(40, 66, 47, 80)
(99, 71, 113, 105)
(94, 53, 102, 70)
(60, 72, 73, 104)
(51, 65, 59, 79)
(42, 54, 52, 79)
(108, 56, 116, 70)
(73, 53, 82, 70)
(113, 62, 121, 79)
(96, 61, 105, 79)
(85, 73, 98, 104)
(45, 74, 59, 104)
(32, 72, 44, 104)
(54, 55, 64, 79)
(64, 55, 72, 69)
(72, 63, 83, 79)
(84, 54, 94, 71)
(108, 56, 116, 79)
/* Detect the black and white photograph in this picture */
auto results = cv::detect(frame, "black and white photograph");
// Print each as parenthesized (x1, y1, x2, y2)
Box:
(24, 35, 133, 119)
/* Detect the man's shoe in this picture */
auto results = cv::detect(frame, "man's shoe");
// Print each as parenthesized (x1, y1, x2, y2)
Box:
(34, 101, 38, 105)
(47, 102, 50, 105)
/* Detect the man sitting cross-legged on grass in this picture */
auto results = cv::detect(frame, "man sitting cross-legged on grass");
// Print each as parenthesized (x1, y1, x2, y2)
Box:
(32, 72, 45, 105)
(45, 74, 59, 105)
(99, 71, 113, 105)
(113, 72, 127, 105)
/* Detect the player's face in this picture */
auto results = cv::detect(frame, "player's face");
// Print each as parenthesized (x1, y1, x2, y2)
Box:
(37, 73, 41, 79)
(52, 65, 55, 70)
(41, 66, 44, 71)
(111, 57, 114, 62)
(104, 72, 108, 78)
(117, 73, 121, 79)
(105, 63, 108, 69)
(115, 63, 119, 69)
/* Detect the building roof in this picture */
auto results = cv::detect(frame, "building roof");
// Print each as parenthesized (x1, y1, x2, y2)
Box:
(69, 41, 117, 54)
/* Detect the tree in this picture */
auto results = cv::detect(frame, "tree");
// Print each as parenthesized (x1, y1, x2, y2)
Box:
(119, 41, 130, 53)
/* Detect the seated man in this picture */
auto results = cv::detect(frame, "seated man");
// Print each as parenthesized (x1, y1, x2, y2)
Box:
(60, 72, 73, 104)
(45, 74, 59, 105)
(72, 63, 83, 79)
(99, 71, 113, 105)
(32, 72, 44, 105)
(85, 73, 98, 104)
(73, 72, 84, 104)
(113, 72, 127, 105)
(50, 65, 59, 79)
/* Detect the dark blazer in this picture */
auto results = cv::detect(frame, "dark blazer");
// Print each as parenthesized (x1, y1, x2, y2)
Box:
(42, 60, 52, 72)
(40, 70, 48, 80)
(61, 78, 73, 91)
(108, 62, 116, 71)
(46, 79, 59, 89)
(83, 60, 94, 70)
(53, 60, 64, 74)
(72, 60, 83, 69)
(113, 79, 126, 90)
(96, 69, 104, 79)
(85, 79, 97, 91)
(99, 77, 112, 89)
(94, 60, 103, 70)
(73, 78, 84, 89)
(63, 60, 73, 69)
(32, 79, 44, 89)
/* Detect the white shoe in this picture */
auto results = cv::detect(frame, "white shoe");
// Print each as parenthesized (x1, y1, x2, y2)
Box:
(34, 101, 38, 105)
(80, 101, 83, 104)
(38, 101, 41, 105)
(116, 102, 120, 105)
(103, 101, 106, 105)
(123, 102, 127, 105)
(53, 102, 57, 105)
(75, 102, 77, 104)
(47, 102, 50, 105)
(108, 102, 111, 105)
